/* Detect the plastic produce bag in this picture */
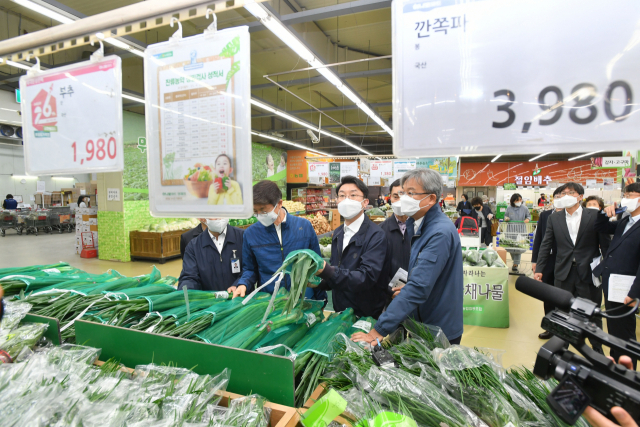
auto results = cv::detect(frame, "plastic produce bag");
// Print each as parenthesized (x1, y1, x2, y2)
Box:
(0, 322, 48, 363)
(481, 249, 499, 267)
(475, 260, 488, 267)
(0, 300, 32, 334)
(465, 250, 480, 265)
(221, 394, 271, 427)
(491, 258, 507, 268)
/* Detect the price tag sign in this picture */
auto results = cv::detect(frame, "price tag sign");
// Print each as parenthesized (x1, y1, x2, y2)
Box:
(339, 162, 358, 179)
(20, 56, 123, 175)
(370, 160, 393, 178)
(308, 162, 329, 178)
(393, 0, 640, 157)
(602, 157, 631, 168)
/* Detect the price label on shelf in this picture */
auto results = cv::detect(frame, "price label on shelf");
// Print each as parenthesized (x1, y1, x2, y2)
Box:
(370, 160, 393, 178)
(20, 56, 123, 175)
(308, 162, 329, 178)
(393, 0, 640, 157)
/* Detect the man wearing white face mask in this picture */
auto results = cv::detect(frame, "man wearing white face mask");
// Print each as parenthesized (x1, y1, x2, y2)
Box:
(178, 218, 244, 292)
(230, 181, 326, 301)
(313, 176, 389, 318)
(592, 182, 640, 368)
(381, 180, 411, 300)
(351, 168, 464, 346)
(535, 182, 610, 354)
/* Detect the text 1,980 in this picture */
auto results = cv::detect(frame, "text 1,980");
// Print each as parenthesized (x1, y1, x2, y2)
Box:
(492, 81, 633, 132)
(71, 138, 117, 165)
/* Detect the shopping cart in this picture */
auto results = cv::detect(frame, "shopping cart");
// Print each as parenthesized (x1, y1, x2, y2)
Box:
(25, 211, 52, 236)
(0, 211, 22, 236)
(458, 216, 481, 248)
(50, 207, 73, 233)
(496, 221, 537, 275)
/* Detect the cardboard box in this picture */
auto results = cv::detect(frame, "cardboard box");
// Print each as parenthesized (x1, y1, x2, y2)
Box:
(91, 231, 99, 247)
(80, 224, 91, 233)
(90, 224, 98, 232)
(495, 246, 507, 264)
(82, 214, 98, 222)
(88, 217, 98, 226)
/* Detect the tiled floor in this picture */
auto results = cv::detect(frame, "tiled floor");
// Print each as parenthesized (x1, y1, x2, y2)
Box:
(2, 231, 638, 370)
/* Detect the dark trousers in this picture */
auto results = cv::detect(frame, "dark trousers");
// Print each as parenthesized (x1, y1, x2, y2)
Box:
(449, 336, 462, 345)
(481, 228, 492, 246)
(556, 265, 603, 352)
(605, 299, 638, 369)
(542, 271, 556, 315)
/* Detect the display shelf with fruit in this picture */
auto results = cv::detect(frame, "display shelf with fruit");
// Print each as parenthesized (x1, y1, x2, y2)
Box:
(305, 212, 332, 235)
(282, 200, 306, 213)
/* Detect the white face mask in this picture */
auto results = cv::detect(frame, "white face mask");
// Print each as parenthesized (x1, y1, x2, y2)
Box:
(338, 197, 363, 220)
(620, 197, 640, 212)
(586, 206, 600, 210)
(391, 201, 404, 217)
(400, 194, 428, 217)
(206, 218, 228, 233)
(554, 195, 578, 209)
(514, 202, 522, 207)
(256, 205, 280, 227)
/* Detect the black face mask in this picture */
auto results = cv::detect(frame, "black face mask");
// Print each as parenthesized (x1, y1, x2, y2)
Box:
(475, 206, 482, 211)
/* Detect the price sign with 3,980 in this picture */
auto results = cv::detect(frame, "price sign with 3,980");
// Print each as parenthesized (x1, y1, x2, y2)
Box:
(393, 0, 640, 157)
(20, 57, 124, 175)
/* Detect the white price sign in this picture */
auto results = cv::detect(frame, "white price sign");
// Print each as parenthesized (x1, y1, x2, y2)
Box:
(601, 157, 631, 168)
(393, 0, 640, 157)
(370, 160, 393, 178)
(308, 162, 329, 178)
(340, 162, 358, 179)
(20, 57, 124, 175)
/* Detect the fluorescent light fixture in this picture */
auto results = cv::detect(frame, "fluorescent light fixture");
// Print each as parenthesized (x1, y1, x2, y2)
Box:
(11, 0, 74, 24)
(122, 93, 145, 103)
(260, 16, 314, 62)
(340, 87, 361, 105)
(1, 108, 20, 113)
(529, 152, 550, 162)
(12, 175, 38, 179)
(316, 67, 343, 88)
(244, 1, 269, 19)
(52, 177, 76, 180)
(491, 154, 502, 162)
(5, 60, 32, 70)
(568, 150, 603, 161)
(251, 130, 330, 156)
(250, 99, 276, 113)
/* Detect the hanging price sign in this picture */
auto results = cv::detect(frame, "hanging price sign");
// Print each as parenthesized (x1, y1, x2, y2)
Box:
(393, 0, 640, 157)
(20, 56, 123, 175)
(308, 162, 329, 178)
(370, 160, 393, 178)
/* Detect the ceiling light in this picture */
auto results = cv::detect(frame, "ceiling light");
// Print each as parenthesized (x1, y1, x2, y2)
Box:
(11, 0, 74, 24)
(568, 150, 603, 161)
(491, 154, 502, 162)
(122, 93, 145, 103)
(4, 60, 32, 70)
(260, 16, 314, 62)
(529, 152, 550, 162)
(316, 67, 343, 88)
(250, 99, 276, 113)
(12, 175, 38, 179)
(244, 1, 269, 20)
(340, 87, 361, 104)
(251, 131, 329, 156)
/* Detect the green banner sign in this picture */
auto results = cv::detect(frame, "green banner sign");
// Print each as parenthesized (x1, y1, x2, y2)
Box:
(463, 266, 509, 328)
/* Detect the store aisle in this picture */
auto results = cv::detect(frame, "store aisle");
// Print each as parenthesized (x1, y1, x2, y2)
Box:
(1, 232, 637, 370)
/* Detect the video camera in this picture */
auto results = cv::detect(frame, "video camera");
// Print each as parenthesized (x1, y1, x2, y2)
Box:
(516, 277, 640, 425)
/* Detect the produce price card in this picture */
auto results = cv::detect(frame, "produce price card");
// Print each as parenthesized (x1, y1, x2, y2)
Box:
(145, 27, 252, 218)
(393, 0, 640, 157)
(20, 57, 123, 175)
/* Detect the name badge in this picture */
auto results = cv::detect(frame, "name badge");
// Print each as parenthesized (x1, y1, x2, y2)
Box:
(231, 259, 241, 273)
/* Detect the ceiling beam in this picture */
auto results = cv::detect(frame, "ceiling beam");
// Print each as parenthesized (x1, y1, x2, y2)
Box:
(251, 67, 391, 90)
(251, 102, 391, 118)
(246, 0, 391, 32)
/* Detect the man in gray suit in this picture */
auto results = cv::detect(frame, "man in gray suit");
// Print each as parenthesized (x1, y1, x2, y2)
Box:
(534, 182, 611, 353)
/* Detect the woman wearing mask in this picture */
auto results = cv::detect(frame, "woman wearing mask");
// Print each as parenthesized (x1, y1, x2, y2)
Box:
(583, 196, 604, 211)
(456, 194, 471, 215)
(77, 195, 89, 208)
(504, 193, 530, 272)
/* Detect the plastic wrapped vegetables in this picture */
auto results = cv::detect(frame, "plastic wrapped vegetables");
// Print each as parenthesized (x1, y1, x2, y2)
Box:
(0, 322, 48, 363)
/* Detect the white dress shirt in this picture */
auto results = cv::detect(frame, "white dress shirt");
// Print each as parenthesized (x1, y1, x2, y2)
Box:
(566, 205, 583, 245)
(275, 213, 286, 245)
(208, 227, 227, 254)
(343, 212, 365, 251)
(624, 211, 640, 234)
(413, 216, 425, 234)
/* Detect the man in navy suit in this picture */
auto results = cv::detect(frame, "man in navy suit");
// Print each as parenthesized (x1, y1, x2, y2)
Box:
(531, 187, 563, 339)
(593, 182, 640, 368)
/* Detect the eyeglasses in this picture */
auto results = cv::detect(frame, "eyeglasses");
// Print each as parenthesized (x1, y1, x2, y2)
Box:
(406, 191, 430, 198)
(337, 194, 364, 201)
(559, 191, 578, 196)
(391, 192, 405, 197)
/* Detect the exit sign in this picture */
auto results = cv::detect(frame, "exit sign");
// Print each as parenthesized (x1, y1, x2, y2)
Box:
(15, 89, 20, 103)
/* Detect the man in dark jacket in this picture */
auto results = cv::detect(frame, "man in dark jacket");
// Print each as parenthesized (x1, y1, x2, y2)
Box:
(2, 194, 18, 210)
(178, 219, 243, 292)
(180, 219, 206, 258)
(531, 187, 563, 339)
(315, 176, 389, 318)
(535, 182, 611, 353)
(593, 182, 640, 368)
(230, 181, 326, 302)
(470, 196, 494, 247)
(351, 168, 463, 345)
(380, 179, 411, 300)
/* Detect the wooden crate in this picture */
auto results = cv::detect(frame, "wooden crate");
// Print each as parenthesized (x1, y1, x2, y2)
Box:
(130, 230, 183, 263)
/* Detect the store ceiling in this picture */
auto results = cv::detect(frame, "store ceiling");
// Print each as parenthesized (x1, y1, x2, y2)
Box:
(459, 152, 623, 164)
(0, 0, 393, 155)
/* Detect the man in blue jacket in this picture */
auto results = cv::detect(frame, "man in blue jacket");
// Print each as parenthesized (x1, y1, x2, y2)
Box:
(351, 168, 464, 344)
(178, 218, 244, 292)
(380, 179, 410, 301)
(229, 180, 326, 302)
(314, 176, 389, 318)
(593, 182, 640, 368)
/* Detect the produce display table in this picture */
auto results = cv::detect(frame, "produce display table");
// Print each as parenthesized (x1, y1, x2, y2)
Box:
(129, 229, 182, 263)
(462, 265, 509, 328)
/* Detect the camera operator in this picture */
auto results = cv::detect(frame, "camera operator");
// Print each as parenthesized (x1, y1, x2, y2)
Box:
(583, 355, 637, 427)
